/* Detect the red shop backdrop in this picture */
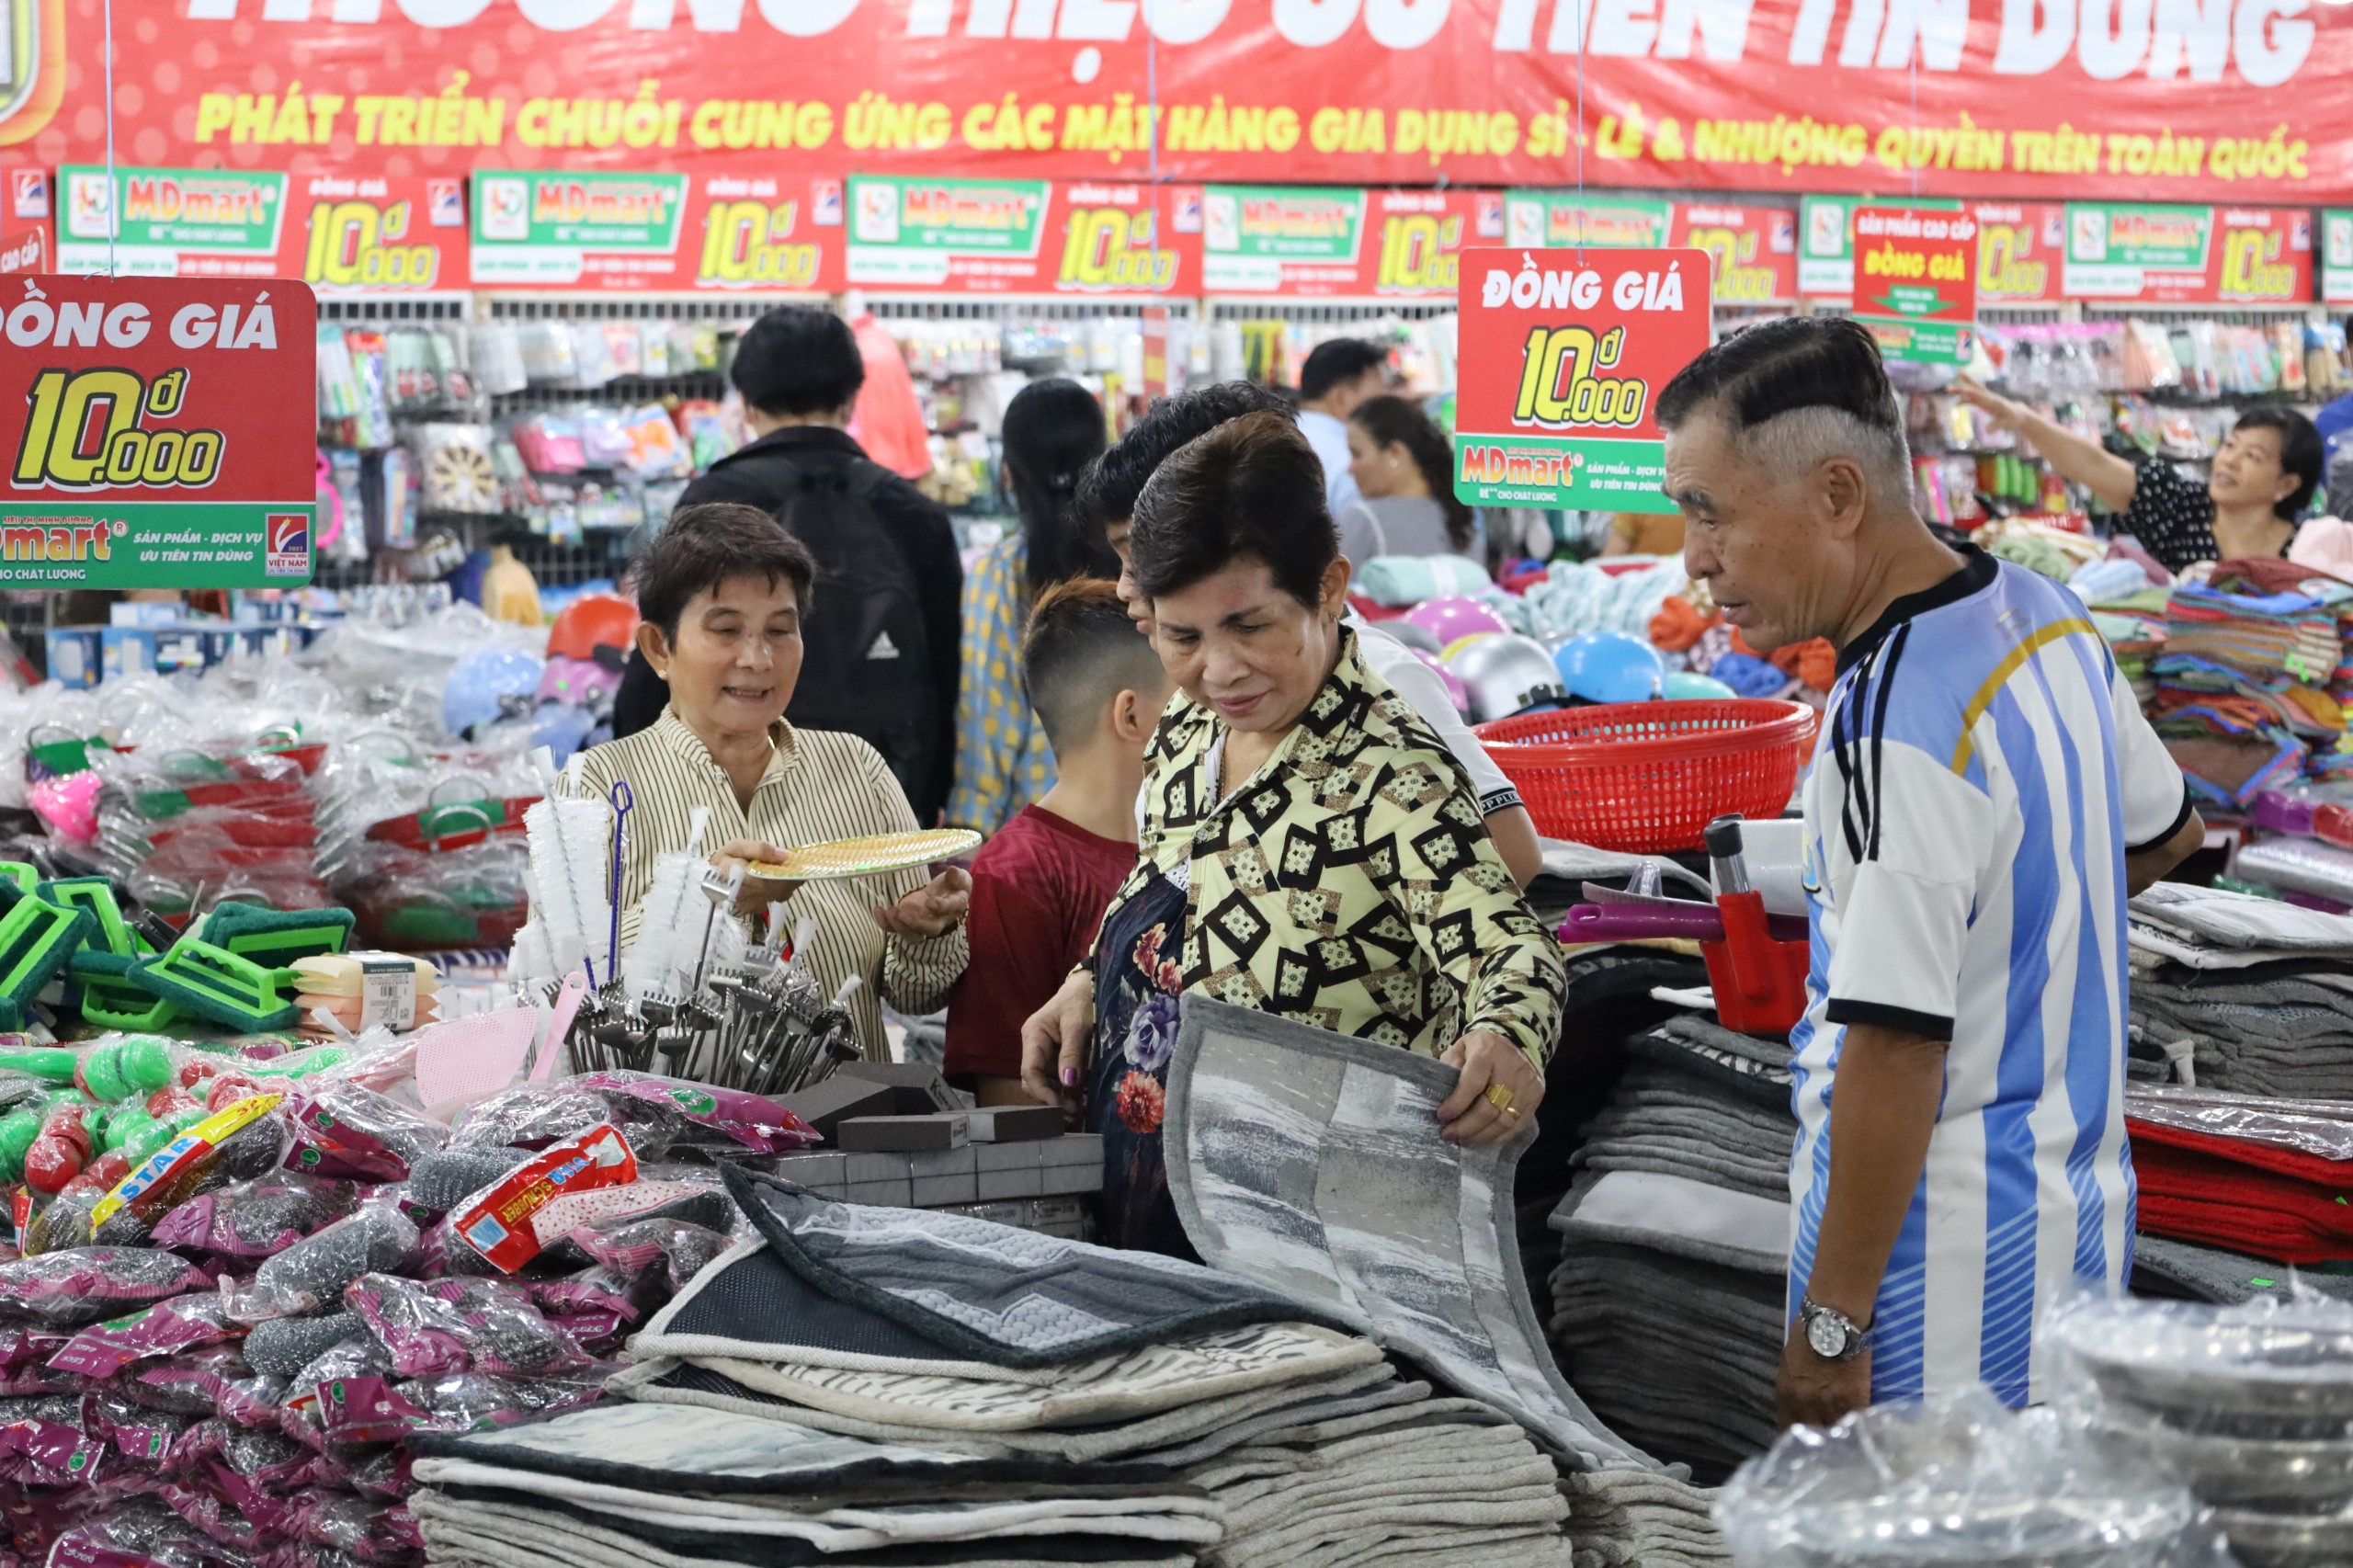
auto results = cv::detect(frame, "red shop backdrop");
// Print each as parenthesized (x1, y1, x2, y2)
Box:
(0, 0, 2347, 204)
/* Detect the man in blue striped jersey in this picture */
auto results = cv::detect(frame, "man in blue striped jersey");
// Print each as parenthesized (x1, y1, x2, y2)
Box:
(1656, 319, 2204, 1428)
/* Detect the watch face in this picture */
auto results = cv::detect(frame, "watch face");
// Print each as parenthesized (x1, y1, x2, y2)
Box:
(1806, 1312, 1847, 1359)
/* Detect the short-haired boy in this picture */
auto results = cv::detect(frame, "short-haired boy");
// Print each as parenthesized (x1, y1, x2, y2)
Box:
(945, 580, 1170, 1105)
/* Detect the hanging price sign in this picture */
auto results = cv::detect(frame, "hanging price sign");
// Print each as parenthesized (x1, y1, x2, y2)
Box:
(1453, 247, 1711, 515)
(0, 277, 317, 588)
(1849, 206, 1978, 366)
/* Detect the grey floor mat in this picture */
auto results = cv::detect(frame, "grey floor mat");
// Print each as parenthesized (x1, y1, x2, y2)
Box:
(1160, 996, 1656, 1472)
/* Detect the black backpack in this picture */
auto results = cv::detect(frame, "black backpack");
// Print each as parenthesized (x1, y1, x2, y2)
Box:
(766, 457, 941, 816)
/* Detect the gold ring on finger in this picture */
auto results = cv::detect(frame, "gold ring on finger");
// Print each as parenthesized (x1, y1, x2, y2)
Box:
(1484, 1084, 1517, 1114)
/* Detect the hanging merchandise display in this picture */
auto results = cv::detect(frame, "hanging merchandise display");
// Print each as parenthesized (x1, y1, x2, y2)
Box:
(1849, 205, 1979, 367)
(1453, 246, 1712, 513)
(0, 276, 319, 591)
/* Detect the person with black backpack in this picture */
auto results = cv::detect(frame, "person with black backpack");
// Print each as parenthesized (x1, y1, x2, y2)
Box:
(612, 307, 961, 825)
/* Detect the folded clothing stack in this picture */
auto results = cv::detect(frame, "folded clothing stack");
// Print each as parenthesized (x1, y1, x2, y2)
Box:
(565, 1166, 1581, 1568)
(2153, 563, 2353, 800)
(1571, 1017, 1795, 1204)
(2129, 1087, 2353, 1266)
(2128, 883, 2353, 1096)
(1547, 1171, 1788, 1485)
(1563, 1470, 1733, 1568)
(412, 1401, 1218, 1568)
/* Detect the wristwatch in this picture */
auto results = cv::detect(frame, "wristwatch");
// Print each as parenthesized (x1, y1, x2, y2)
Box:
(1799, 1297, 1872, 1361)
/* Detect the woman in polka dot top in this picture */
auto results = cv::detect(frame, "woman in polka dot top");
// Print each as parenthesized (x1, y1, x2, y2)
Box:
(1955, 377, 2323, 575)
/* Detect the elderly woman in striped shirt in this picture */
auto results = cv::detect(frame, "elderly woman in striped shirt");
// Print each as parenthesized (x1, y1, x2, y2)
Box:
(572, 503, 970, 1061)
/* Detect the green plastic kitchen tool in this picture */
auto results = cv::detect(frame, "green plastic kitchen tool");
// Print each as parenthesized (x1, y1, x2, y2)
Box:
(201, 903, 355, 968)
(67, 946, 178, 1032)
(0, 864, 35, 911)
(39, 880, 135, 960)
(128, 937, 301, 1030)
(0, 897, 92, 1024)
(45, 880, 178, 1030)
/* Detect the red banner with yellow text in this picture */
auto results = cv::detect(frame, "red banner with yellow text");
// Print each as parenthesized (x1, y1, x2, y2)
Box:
(1670, 202, 1798, 303)
(0, 0, 2345, 203)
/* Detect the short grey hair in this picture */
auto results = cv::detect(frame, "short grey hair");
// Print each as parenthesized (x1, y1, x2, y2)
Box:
(1737, 401, 1913, 503)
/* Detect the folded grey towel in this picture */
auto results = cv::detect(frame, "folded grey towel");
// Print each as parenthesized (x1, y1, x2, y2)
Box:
(1164, 997, 1655, 1473)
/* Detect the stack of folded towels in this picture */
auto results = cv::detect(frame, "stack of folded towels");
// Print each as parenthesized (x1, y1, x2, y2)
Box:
(1547, 1013, 1797, 1485)
(415, 1165, 1582, 1568)
(2152, 562, 2353, 802)
(2128, 1085, 2353, 1267)
(2128, 882, 2353, 1098)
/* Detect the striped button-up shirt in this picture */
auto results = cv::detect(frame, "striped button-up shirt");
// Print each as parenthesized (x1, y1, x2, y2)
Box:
(571, 710, 970, 1061)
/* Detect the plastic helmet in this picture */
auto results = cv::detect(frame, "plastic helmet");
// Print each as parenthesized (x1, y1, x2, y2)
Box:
(1447, 633, 1569, 724)
(538, 654, 621, 707)
(548, 592, 640, 665)
(1377, 618, 1443, 657)
(1411, 649, 1472, 717)
(1553, 631, 1665, 704)
(530, 700, 597, 765)
(1439, 631, 1499, 664)
(443, 648, 547, 738)
(1663, 669, 1738, 701)
(1402, 596, 1508, 650)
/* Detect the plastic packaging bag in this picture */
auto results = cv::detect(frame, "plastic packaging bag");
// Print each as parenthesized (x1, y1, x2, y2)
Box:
(574, 1216, 731, 1294)
(574, 1070, 819, 1154)
(449, 1086, 608, 1152)
(235, 1201, 419, 1320)
(244, 1311, 369, 1379)
(1717, 1387, 2202, 1568)
(342, 1271, 590, 1378)
(2053, 1290, 2353, 1439)
(285, 1082, 448, 1181)
(404, 1144, 529, 1218)
(46, 1292, 239, 1378)
(150, 1173, 358, 1258)
(0, 1247, 214, 1328)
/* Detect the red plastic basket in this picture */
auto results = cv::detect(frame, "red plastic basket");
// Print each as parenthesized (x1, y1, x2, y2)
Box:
(1476, 700, 1816, 854)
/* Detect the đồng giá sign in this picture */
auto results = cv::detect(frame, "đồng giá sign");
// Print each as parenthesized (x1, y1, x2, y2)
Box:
(0, 277, 318, 589)
(1453, 247, 1711, 516)
(1849, 206, 1979, 366)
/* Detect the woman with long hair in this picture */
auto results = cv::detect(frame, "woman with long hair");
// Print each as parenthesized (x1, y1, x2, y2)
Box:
(1337, 394, 1476, 566)
(947, 378, 1118, 833)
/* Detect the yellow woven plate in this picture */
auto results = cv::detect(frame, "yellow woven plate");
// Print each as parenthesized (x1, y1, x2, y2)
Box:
(746, 827, 983, 881)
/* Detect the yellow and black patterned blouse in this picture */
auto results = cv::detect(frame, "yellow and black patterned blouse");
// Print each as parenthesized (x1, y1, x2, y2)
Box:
(1115, 627, 1566, 1069)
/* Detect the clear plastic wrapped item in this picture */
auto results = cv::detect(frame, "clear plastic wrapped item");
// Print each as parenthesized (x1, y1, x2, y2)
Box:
(149, 1173, 358, 1257)
(235, 1200, 420, 1320)
(2055, 1291, 2353, 1439)
(244, 1311, 369, 1379)
(46, 1291, 240, 1378)
(0, 1247, 214, 1328)
(1717, 1387, 2201, 1568)
(341, 1270, 590, 1377)
(286, 1081, 448, 1181)
(450, 1085, 608, 1151)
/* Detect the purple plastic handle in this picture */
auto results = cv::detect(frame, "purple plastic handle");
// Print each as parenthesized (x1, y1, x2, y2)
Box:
(1558, 903, 1813, 945)
(1559, 903, 1726, 942)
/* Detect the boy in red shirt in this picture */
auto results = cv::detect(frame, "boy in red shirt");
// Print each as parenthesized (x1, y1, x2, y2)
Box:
(945, 580, 1168, 1104)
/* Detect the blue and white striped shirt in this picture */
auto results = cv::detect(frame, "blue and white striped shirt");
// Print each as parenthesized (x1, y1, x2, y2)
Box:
(1789, 549, 2190, 1406)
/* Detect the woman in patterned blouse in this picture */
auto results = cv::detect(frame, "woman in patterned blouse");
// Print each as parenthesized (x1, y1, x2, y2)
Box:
(1017, 412, 1567, 1255)
(1955, 376, 2323, 574)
